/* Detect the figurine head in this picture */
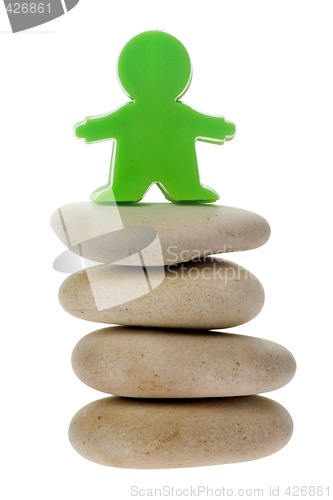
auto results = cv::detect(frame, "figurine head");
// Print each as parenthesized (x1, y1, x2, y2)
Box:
(117, 31, 192, 101)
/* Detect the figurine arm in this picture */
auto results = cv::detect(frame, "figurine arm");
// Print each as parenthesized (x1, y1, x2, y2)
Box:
(74, 107, 126, 143)
(194, 111, 236, 144)
(74, 114, 115, 143)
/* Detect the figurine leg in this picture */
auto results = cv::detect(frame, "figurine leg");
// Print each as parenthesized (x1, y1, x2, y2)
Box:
(114, 177, 153, 202)
(158, 180, 219, 203)
(90, 184, 117, 203)
(91, 177, 152, 203)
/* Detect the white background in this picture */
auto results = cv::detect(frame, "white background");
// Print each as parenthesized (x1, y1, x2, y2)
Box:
(1, 1, 332, 498)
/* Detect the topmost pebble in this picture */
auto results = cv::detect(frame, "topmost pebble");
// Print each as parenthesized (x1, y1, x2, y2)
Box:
(51, 202, 270, 266)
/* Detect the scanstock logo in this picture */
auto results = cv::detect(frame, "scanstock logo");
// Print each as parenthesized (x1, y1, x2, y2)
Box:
(52, 199, 165, 311)
(3, 0, 79, 33)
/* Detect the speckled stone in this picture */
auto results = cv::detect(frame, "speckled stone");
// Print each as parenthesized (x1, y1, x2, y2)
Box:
(51, 202, 271, 266)
(59, 258, 264, 329)
(68, 396, 293, 469)
(71, 327, 296, 398)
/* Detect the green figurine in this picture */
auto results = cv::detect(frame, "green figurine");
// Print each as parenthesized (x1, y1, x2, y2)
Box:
(75, 31, 235, 203)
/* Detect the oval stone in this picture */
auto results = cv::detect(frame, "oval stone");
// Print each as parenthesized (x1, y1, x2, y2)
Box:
(59, 258, 264, 329)
(71, 327, 296, 398)
(69, 396, 293, 468)
(51, 202, 270, 266)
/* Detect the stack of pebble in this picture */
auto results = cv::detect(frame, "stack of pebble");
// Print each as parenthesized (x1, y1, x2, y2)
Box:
(51, 202, 296, 469)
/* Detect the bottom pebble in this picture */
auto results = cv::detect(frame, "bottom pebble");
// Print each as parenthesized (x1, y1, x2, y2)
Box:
(68, 396, 293, 469)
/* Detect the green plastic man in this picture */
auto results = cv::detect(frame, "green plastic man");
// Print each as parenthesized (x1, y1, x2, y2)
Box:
(75, 31, 236, 203)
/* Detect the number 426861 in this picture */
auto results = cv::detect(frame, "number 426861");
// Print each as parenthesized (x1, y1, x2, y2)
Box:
(6, 3, 51, 14)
